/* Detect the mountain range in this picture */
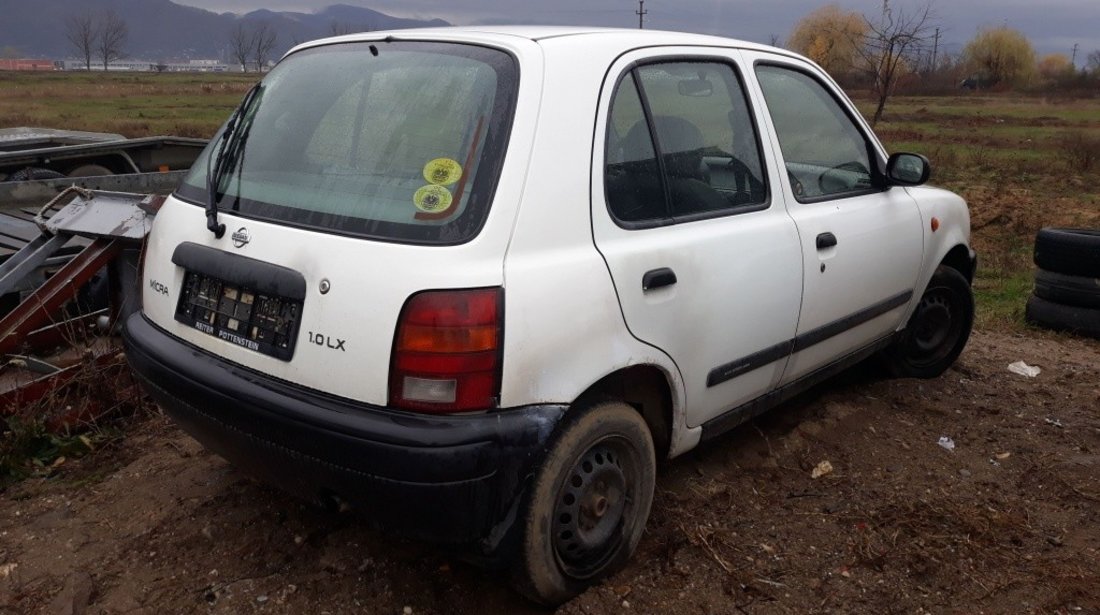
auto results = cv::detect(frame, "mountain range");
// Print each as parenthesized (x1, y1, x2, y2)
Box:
(0, 0, 449, 61)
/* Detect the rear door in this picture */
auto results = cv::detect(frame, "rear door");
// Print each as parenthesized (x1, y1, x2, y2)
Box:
(746, 55, 924, 383)
(591, 49, 803, 428)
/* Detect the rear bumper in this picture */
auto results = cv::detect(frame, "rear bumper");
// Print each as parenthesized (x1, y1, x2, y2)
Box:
(123, 312, 565, 552)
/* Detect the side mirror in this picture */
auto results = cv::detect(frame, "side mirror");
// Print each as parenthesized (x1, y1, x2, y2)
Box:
(886, 152, 931, 186)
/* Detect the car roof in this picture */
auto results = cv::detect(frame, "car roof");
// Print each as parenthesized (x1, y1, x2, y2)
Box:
(287, 25, 788, 58)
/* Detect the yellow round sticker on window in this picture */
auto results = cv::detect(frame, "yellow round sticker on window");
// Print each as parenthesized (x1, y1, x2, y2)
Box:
(423, 158, 463, 186)
(413, 184, 453, 213)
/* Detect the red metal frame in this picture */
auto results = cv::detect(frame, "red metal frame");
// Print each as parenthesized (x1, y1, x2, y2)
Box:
(0, 237, 122, 356)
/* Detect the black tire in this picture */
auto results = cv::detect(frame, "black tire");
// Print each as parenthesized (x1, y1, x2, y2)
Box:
(1025, 295, 1100, 339)
(513, 402, 656, 606)
(883, 266, 975, 378)
(1034, 268, 1100, 309)
(1033, 228, 1100, 278)
(73, 269, 111, 315)
(5, 167, 66, 182)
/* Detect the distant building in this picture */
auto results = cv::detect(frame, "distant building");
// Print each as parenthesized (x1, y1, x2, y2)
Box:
(0, 59, 56, 71)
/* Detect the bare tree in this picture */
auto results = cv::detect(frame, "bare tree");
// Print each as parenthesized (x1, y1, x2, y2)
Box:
(252, 22, 277, 72)
(1085, 49, 1100, 76)
(97, 9, 128, 71)
(65, 14, 98, 71)
(853, 0, 937, 126)
(229, 22, 253, 72)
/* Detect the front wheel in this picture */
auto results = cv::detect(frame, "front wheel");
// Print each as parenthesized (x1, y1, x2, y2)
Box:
(883, 266, 974, 378)
(513, 402, 656, 606)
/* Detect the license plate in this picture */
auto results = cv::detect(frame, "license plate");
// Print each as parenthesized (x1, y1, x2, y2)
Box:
(174, 270, 302, 361)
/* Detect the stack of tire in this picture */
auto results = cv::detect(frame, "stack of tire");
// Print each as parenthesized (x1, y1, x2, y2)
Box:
(1027, 228, 1100, 339)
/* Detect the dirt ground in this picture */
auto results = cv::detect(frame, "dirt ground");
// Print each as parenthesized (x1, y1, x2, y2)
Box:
(1, 328, 1098, 615)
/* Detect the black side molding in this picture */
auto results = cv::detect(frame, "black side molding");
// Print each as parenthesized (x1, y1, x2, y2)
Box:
(706, 290, 913, 388)
(701, 333, 897, 442)
(171, 242, 307, 301)
(792, 290, 912, 352)
(707, 339, 792, 387)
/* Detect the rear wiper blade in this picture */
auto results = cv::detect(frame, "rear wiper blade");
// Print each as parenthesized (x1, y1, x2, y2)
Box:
(206, 84, 261, 238)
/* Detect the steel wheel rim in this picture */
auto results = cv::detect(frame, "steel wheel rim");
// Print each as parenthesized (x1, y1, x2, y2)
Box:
(552, 436, 638, 579)
(906, 285, 963, 368)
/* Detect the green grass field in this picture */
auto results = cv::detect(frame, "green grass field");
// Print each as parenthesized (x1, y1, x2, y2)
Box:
(0, 71, 257, 138)
(2, 71, 1098, 332)
(863, 95, 1100, 331)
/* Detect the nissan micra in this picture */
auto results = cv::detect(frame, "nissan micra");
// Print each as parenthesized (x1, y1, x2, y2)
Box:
(124, 26, 976, 605)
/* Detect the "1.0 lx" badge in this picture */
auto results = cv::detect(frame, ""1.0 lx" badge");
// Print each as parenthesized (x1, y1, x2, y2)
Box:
(308, 331, 346, 352)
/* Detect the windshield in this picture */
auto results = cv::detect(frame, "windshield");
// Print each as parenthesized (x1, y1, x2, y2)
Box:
(177, 41, 518, 244)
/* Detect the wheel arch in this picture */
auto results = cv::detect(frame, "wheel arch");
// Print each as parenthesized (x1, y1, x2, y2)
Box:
(570, 364, 674, 460)
(941, 243, 976, 283)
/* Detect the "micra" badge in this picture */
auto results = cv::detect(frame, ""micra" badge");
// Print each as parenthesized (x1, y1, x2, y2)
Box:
(148, 279, 169, 296)
(231, 227, 251, 248)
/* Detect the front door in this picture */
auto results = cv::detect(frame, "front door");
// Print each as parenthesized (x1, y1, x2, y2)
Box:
(591, 51, 803, 427)
(748, 58, 924, 384)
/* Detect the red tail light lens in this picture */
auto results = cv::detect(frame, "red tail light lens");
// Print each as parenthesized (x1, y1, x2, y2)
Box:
(389, 288, 502, 413)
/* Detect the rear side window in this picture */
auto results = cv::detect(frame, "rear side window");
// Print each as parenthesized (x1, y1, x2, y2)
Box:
(605, 73, 664, 222)
(605, 60, 767, 225)
(177, 42, 518, 245)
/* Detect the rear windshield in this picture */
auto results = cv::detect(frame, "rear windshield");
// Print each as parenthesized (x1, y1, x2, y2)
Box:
(176, 41, 518, 244)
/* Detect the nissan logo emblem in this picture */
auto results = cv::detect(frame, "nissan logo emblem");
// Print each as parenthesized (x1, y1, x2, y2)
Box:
(231, 227, 251, 248)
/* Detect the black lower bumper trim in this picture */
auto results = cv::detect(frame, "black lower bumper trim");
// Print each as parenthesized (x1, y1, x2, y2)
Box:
(123, 313, 565, 549)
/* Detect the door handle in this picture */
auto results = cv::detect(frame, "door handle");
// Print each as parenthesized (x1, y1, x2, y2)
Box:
(642, 267, 677, 291)
(816, 232, 838, 250)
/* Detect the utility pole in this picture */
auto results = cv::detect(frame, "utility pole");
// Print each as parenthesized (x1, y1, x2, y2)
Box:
(636, 0, 647, 29)
(1071, 43, 1079, 67)
(931, 27, 940, 72)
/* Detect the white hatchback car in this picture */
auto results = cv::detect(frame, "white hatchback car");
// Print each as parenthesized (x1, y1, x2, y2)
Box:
(124, 26, 975, 604)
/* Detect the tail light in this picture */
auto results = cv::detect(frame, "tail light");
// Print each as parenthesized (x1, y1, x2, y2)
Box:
(389, 288, 502, 413)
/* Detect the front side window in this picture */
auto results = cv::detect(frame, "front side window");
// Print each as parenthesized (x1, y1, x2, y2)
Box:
(177, 42, 518, 244)
(754, 65, 875, 201)
(605, 60, 767, 225)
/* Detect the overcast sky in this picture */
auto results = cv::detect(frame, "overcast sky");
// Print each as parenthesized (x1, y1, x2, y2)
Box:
(182, 0, 1099, 63)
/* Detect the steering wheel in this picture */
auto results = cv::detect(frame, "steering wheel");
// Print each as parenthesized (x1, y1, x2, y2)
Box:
(818, 161, 871, 194)
(727, 157, 765, 205)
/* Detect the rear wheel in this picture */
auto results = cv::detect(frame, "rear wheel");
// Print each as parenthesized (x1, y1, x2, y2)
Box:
(883, 266, 974, 378)
(513, 402, 655, 606)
